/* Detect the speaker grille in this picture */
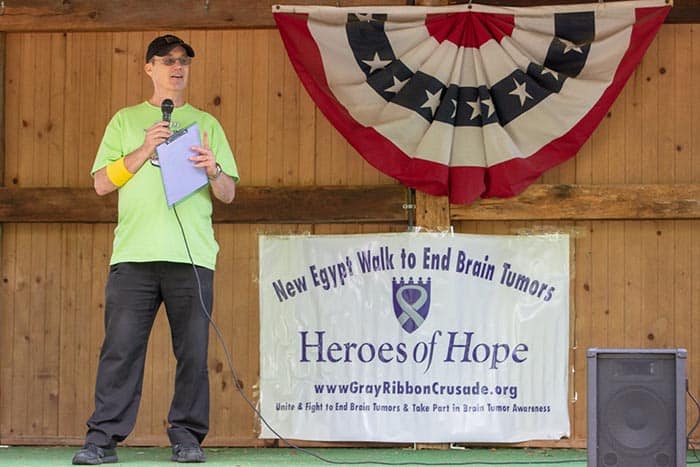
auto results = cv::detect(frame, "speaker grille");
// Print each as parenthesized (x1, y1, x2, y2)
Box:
(605, 387, 673, 451)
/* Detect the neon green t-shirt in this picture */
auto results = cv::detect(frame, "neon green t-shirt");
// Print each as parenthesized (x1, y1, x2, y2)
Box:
(92, 101, 239, 270)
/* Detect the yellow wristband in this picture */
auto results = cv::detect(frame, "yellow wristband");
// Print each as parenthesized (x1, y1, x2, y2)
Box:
(106, 158, 134, 187)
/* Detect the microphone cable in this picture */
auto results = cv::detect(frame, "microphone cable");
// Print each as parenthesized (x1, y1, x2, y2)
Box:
(172, 206, 587, 466)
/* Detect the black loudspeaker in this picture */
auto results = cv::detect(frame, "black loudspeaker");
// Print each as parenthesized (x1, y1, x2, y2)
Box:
(587, 348, 687, 467)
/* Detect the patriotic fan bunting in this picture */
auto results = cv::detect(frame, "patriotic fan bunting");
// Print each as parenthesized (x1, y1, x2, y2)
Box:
(273, 1, 670, 204)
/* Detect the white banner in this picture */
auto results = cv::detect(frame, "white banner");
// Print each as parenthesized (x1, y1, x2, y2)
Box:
(259, 232, 570, 442)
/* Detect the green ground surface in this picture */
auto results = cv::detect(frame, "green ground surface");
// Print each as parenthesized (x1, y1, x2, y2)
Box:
(0, 446, 591, 467)
(3, 446, 700, 466)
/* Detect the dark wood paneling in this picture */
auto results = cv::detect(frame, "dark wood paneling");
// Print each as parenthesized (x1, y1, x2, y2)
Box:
(0, 0, 696, 32)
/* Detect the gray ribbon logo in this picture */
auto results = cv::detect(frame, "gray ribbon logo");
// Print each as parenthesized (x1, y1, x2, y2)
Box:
(392, 277, 431, 333)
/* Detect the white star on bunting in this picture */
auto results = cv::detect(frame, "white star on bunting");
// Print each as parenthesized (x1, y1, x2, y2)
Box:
(385, 76, 408, 94)
(481, 97, 496, 118)
(421, 89, 442, 116)
(465, 98, 481, 120)
(362, 52, 392, 74)
(559, 38, 583, 54)
(509, 79, 532, 106)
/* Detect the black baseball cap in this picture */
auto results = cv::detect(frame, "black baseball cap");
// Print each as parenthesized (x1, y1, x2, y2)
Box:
(145, 34, 195, 63)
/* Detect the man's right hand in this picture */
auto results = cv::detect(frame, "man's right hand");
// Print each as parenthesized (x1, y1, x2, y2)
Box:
(142, 121, 173, 157)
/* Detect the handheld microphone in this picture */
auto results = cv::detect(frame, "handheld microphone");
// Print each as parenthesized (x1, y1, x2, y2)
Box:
(161, 99, 174, 124)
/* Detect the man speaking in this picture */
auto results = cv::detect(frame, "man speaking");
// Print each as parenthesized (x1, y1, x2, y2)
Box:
(72, 34, 239, 464)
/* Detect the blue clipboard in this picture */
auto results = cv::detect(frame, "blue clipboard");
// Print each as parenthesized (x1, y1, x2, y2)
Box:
(155, 122, 208, 206)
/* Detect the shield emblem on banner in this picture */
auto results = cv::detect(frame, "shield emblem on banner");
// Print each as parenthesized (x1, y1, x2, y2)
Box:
(392, 277, 431, 333)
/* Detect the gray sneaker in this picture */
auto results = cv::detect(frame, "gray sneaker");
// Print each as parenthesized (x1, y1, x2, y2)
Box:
(171, 443, 206, 463)
(72, 443, 118, 465)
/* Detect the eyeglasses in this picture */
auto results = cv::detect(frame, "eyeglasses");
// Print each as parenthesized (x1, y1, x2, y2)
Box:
(151, 56, 192, 66)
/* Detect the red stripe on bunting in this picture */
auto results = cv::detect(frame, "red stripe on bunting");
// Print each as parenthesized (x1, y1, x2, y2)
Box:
(426, 12, 515, 48)
(274, 12, 449, 196)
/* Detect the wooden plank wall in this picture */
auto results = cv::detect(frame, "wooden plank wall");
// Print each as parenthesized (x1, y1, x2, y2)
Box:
(1, 23, 699, 449)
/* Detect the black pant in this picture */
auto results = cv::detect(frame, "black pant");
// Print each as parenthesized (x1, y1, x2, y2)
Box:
(85, 261, 213, 448)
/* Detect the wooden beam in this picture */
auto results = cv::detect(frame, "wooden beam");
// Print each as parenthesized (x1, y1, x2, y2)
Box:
(2, 184, 698, 223)
(0, 0, 405, 32)
(1, 0, 696, 32)
(451, 184, 700, 221)
(215, 185, 408, 224)
(667, 3, 700, 23)
(0, 185, 408, 224)
(453, 0, 698, 23)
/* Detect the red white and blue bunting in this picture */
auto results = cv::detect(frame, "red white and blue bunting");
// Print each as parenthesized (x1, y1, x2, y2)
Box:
(273, 1, 671, 204)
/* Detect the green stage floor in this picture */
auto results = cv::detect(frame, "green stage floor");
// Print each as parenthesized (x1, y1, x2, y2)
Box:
(1, 446, 699, 466)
